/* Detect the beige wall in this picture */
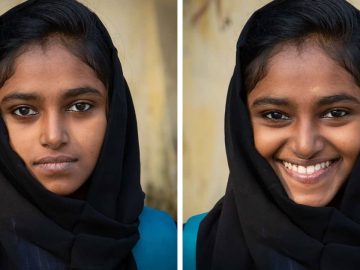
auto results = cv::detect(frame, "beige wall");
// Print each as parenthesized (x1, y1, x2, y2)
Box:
(0, 0, 177, 218)
(184, 0, 360, 220)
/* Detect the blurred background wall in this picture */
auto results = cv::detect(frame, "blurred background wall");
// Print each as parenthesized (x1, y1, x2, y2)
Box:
(184, 0, 360, 220)
(0, 0, 177, 218)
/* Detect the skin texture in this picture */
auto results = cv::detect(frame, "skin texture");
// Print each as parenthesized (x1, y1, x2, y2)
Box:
(247, 43, 360, 206)
(0, 42, 107, 196)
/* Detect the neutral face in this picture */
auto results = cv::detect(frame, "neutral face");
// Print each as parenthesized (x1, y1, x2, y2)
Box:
(0, 42, 107, 196)
(247, 44, 360, 206)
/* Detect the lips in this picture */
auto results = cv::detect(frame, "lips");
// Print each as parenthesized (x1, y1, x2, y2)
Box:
(282, 160, 335, 175)
(33, 155, 78, 175)
(34, 155, 78, 165)
(277, 158, 340, 184)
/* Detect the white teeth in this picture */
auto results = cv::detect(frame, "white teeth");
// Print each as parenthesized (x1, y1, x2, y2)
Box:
(282, 160, 333, 175)
(306, 166, 315, 174)
(298, 166, 306, 174)
(293, 165, 297, 172)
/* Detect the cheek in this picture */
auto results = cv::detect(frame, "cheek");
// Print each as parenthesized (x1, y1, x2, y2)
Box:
(5, 121, 37, 162)
(325, 124, 360, 165)
(252, 124, 286, 159)
(72, 115, 107, 162)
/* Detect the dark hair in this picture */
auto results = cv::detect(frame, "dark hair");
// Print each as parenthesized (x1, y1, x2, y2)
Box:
(242, 0, 360, 93)
(0, 0, 112, 89)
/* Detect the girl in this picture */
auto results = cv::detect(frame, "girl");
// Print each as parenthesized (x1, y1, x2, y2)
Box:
(0, 0, 176, 269)
(185, 0, 360, 269)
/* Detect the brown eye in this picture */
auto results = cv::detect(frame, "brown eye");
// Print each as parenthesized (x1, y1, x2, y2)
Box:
(13, 106, 38, 117)
(68, 103, 92, 112)
(323, 109, 349, 118)
(264, 111, 289, 120)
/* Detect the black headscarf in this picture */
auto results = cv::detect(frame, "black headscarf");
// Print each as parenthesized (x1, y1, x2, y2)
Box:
(0, 0, 144, 269)
(197, 1, 360, 269)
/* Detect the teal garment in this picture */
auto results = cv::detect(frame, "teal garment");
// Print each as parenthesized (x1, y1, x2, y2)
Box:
(133, 207, 177, 270)
(183, 213, 207, 270)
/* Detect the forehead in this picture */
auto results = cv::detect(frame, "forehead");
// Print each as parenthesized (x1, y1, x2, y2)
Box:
(13, 42, 91, 80)
(248, 43, 360, 102)
(0, 42, 106, 98)
(268, 44, 349, 83)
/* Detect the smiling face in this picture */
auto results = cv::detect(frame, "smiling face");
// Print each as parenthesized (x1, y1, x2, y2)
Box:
(0, 42, 107, 196)
(247, 43, 360, 206)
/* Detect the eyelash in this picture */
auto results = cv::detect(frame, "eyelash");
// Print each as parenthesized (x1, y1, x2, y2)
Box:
(261, 108, 350, 121)
(12, 106, 38, 118)
(262, 111, 290, 121)
(66, 102, 93, 112)
(11, 102, 94, 118)
(321, 109, 350, 118)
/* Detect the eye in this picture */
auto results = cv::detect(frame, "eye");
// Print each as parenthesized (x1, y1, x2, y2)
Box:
(263, 111, 290, 120)
(322, 109, 349, 118)
(12, 106, 38, 117)
(67, 102, 92, 112)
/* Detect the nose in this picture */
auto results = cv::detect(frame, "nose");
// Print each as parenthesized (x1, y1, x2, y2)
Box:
(39, 111, 69, 149)
(290, 119, 324, 159)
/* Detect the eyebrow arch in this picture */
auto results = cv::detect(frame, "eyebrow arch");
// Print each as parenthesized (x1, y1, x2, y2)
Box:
(251, 97, 290, 108)
(1, 92, 40, 104)
(63, 87, 103, 99)
(1, 87, 103, 105)
(317, 94, 360, 106)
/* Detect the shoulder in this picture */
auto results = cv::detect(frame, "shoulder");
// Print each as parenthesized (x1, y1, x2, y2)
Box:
(183, 213, 207, 270)
(133, 207, 177, 270)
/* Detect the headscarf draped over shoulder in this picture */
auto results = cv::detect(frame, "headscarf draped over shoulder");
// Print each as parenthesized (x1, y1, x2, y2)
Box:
(197, 1, 360, 269)
(0, 1, 144, 269)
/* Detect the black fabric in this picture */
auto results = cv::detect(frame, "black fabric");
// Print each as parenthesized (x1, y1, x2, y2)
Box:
(0, 1, 144, 269)
(197, 1, 360, 269)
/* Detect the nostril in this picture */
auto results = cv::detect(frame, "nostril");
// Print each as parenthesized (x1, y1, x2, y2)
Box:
(293, 143, 323, 160)
(292, 127, 324, 159)
(40, 127, 69, 149)
(41, 138, 67, 149)
(39, 114, 69, 149)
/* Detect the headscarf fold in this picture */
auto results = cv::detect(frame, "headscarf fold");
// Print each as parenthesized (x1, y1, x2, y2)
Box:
(197, 1, 360, 269)
(0, 1, 144, 269)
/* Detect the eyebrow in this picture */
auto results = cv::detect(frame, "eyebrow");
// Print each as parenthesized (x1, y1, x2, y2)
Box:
(251, 94, 360, 108)
(251, 97, 290, 108)
(1, 93, 39, 104)
(1, 87, 103, 104)
(317, 94, 360, 106)
(63, 87, 103, 99)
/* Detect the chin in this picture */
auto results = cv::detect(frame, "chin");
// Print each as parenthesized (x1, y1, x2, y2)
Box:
(290, 194, 330, 207)
(41, 179, 83, 196)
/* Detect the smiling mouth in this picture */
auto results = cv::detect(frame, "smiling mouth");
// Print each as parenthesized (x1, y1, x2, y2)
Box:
(282, 159, 338, 174)
(277, 158, 340, 184)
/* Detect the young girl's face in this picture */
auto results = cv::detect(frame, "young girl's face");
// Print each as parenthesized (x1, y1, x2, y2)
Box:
(0, 42, 107, 195)
(247, 43, 360, 206)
